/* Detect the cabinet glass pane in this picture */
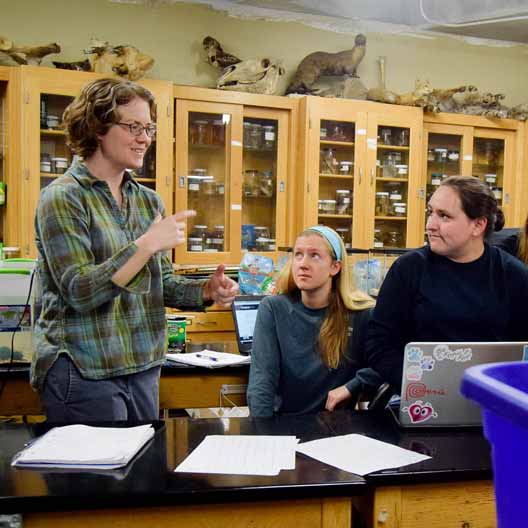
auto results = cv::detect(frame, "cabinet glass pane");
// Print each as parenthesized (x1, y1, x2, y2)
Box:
(317, 119, 355, 249)
(473, 137, 504, 205)
(426, 133, 462, 202)
(40, 94, 74, 190)
(187, 111, 229, 253)
(242, 117, 278, 252)
(0, 81, 6, 248)
(374, 125, 410, 249)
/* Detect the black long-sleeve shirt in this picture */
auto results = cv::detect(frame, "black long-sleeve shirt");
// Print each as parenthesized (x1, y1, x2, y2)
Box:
(367, 244, 528, 392)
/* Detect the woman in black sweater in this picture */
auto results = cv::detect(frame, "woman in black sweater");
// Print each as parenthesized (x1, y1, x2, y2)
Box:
(367, 176, 528, 392)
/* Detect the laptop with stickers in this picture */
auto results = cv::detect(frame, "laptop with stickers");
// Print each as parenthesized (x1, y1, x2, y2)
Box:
(231, 295, 265, 355)
(398, 342, 528, 428)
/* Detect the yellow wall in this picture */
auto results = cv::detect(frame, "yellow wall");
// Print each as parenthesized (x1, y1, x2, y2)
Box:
(2, 0, 528, 103)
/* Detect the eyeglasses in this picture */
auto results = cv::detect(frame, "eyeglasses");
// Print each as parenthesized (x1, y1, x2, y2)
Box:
(116, 122, 157, 138)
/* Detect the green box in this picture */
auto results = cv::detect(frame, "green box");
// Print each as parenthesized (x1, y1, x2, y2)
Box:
(167, 316, 187, 352)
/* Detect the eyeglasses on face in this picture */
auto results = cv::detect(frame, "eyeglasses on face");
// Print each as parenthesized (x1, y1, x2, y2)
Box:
(116, 122, 157, 138)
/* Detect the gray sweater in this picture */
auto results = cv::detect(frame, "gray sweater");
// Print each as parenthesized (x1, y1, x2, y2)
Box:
(247, 293, 376, 417)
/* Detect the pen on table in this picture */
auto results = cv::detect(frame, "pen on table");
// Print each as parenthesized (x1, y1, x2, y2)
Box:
(196, 353, 218, 362)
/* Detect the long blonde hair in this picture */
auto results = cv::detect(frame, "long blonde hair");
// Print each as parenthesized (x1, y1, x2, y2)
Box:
(277, 228, 374, 368)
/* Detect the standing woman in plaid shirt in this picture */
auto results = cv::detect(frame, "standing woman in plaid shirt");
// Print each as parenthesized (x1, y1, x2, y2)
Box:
(31, 78, 238, 422)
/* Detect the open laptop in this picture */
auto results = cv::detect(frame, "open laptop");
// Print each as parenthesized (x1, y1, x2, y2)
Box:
(397, 342, 528, 428)
(231, 295, 265, 355)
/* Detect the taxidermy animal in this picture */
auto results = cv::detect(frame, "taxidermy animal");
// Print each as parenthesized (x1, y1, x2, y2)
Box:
(366, 87, 398, 104)
(396, 79, 433, 107)
(509, 103, 528, 121)
(85, 40, 154, 81)
(0, 36, 60, 66)
(202, 36, 284, 95)
(217, 58, 285, 95)
(52, 59, 91, 72)
(425, 85, 477, 113)
(202, 36, 241, 69)
(285, 34, 366, 95)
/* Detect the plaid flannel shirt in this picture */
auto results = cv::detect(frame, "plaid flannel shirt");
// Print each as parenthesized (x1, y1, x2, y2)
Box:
(31, 161, 206, 390)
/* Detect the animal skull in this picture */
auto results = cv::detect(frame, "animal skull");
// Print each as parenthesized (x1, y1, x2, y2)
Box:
(216, 58, 285, 95)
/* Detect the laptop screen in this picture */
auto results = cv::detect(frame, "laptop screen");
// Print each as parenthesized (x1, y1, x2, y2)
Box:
(232, 296, 263, 350)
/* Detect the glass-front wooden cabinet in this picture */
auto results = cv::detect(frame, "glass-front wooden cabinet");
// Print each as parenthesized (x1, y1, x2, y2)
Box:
(298, 96, 423, 250)
(16, 66, 173, 257)
(423, 114, 522, 231)
(173, 87, 294, 265)
(0, 68, 8, 253)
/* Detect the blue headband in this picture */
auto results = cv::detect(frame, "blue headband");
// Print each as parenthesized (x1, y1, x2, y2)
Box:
(306, 226, 343, 261)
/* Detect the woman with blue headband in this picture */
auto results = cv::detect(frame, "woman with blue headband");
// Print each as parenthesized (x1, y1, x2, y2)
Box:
(247, 225, 378, 417)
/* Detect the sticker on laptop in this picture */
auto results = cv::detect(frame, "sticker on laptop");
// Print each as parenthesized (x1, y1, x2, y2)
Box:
(406, 364, 423, 381)
(402, 400, 438, 423)
(433, 344, 472, 362)
(407, 346, 423, 362)
(420, 356, 435, 371)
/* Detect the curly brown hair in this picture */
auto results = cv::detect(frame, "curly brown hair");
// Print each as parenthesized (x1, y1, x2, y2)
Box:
(62, 77, 157, 159)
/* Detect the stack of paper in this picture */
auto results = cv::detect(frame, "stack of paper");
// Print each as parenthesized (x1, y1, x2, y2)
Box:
(166, 350, 251, 368)
(12, 424, 155, 470)
(175, 435, 299, 476)
(296, 433, 431, 476)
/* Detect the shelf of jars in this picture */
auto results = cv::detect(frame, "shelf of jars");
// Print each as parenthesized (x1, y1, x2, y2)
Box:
(472, 138, 504, 205)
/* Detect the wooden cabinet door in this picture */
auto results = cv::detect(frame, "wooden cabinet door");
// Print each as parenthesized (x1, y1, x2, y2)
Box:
(298, 96, 368, 248)
(17, 66, 172, 258)
(174, 99, 243, 265)
(365, 107, 423, 249)
(472, 127, 516, 225)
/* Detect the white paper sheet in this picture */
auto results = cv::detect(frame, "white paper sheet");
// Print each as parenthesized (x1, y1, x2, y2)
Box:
(12, 424, 154, 469)
(296, 434, 431, 476)
(166, 350, 251, 368)
(174, 435, 299, 476)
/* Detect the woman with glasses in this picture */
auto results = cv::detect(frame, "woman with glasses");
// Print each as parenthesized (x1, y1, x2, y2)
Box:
(32, 78, 238, 422)
(247, 226, 379, 417)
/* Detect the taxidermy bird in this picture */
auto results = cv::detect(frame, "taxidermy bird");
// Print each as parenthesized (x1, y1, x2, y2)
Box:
(286, 33, 367, 94)
(202, 36, 241, 69)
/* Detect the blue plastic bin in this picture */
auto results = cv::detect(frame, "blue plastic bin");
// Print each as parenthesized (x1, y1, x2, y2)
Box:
(461, 361, 528, 528)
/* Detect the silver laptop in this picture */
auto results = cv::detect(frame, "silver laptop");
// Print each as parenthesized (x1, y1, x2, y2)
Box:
(231, 295, 264, 355)
(398, 342, 528, 427)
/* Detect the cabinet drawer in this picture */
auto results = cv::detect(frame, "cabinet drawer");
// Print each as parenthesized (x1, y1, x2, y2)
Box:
(171, 310, 235, 333)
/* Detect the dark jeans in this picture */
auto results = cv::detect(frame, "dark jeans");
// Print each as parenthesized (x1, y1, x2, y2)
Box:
(41, 354, 161, 422)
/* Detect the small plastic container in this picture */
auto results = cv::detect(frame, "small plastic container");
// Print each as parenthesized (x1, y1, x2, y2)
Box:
(339, 161, 353, 175)
(461, 361, 528, 528)
(373, 228, 384, 248)
(492, 187, 503, 200)
(40, 160, 51, 173)
(392, 202, 407, 217)
(211, 225, 225, 252)
(46, 115, 60, 129)
(254, 226, 271, 240)
(485, 173, 497, 185)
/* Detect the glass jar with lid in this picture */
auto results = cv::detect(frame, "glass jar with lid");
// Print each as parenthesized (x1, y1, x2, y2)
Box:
(375, 192, 390, 216)
(190, 225, 208, 240)
(336, 227, 351, 250)
(248, 123, 263, 150)
(339, 161, 353, 175)
(434, 148, 448, 164)
(430, 172, 442, 187)
(392, 202, 407, 217)
(243, 122, 252, 147)
(320, 148, 338, 174)
(387, 230, 403, 247)
(189, 168, 206, 192)
(190, 120, 210, 145)
(382, 154, 397, 178)
(202, 178, 217, 195)
(336, 189, 351, 215)
(388, 185, 403, 215)
(211, 225, 225, 251)
(243, 169, 259, 197)
(188, 237, 203, 252)
(259, 170, 274, 197)
(262, 125, 276, 149)
(211, 120, 225, 146)
(256, 237, 270, 252)
(255, 226, 271, 239)
(373, 228, 384, 248)
(380, 128, 392, 145)
(323, 199, 337, 214)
